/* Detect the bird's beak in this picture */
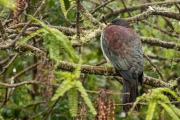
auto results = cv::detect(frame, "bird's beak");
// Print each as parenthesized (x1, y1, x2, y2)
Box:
(107, 22, 112, 26)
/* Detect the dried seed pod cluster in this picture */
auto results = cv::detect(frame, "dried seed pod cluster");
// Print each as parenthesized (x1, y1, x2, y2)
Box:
(96, 89, 115, 120)
(36, 57, 54, 102)
(13, 0, 29, 24)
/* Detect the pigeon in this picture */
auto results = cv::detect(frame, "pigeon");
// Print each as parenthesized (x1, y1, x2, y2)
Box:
(101, 18, 143, 112)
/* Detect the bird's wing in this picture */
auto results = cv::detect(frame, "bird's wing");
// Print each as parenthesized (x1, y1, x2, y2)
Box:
(101, 25, 143, 81)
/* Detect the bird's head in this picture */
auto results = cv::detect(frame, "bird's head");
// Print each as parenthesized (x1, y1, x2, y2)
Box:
(107, 18, 130, 28)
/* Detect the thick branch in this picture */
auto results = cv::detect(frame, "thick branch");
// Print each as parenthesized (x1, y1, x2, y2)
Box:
(125, 10, 180, 23)
(73, 30, 180, 51)
(141, 37, 180, 51)
(57, 61, 171, 88)
(0, 60, 172, 89)
(143, 75, 170, 88)
(16, 42, 45, 54)
(152, 11, 180, 21)
(101, 1, 180, 21)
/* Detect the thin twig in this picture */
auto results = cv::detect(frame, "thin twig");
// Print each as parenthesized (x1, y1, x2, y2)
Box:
(86, 90, 129, 95)
(0, 0, 46, 49)
(142, 20, 180, 38)
(0, 80, 41, 88)
(29, 107, 49, 119)
(91, 0, 115, 14)
(0, 53, 20, 74)
(101, 1, 180, 21)
(0, 56, 11, 65)
(121, 0, 132, 17)
(0, 20, 7, 40)
(14, 62, 40, 79)
(21, 101, 46, 109)
(144, 53, 165, 81)
(94, 59, 107, 66)
(147, 54, 180, 62)
(8, 23, 76, 34)
(174, 3, 180, 13)
(79, 2, 104, 28)
(65, 5, 76, 25)
(116, 101, 180, 106)
(0, 88, 8, 108)
(43, 97, 61, 120)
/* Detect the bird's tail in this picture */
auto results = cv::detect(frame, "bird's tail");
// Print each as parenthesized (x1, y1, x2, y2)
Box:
(122, 79, 138, 112)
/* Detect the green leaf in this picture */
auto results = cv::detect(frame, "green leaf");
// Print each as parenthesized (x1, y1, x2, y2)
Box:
(129, 93, 146, 114)
(74, 55, 82, 78)
(29, 15, 77, 63)
(0, 0, 16, 10)
(68, 87, 78, 117)
(59, 0, 67, 16)
(159, 102, 180, 120)
(170, 104, 180, 117)
(19, 29, 44, 43)
(145, 100, 157, 120)
(75, 81, 97, 115)
(49, 28, 76, 60)
(52, 79, 74, 101)
(69, 0, 75, 7)
(0, 115, 4, 120)
(156, 94, 170, 103)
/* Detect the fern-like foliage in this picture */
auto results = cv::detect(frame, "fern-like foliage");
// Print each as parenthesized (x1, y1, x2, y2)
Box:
(59, 0, 76, 16)
(59, 0, 67, 16)
(146, 100, 157, 120)
(159, 102, 179, 120)
(68, 87, 78, 117)
(0, 0, 16, 10)
(28, 16, 97, 117)
(51, 79, 74, 101)
(52, 57, 97, 116)
(30, 16, 77, 64)
(69, 0, 75, 7)
(129, 88, 180, 120)
(75, 81, 97, 115)
(18, 29, 44, 44)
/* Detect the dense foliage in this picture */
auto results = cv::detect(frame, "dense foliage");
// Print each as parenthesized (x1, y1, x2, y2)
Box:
(0, 0, 180, 120)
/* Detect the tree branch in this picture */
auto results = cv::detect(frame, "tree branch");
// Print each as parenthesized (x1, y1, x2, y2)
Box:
(101, 1, 180, 21)
(0, 59, 175, 90)
(141, 37, 180, 51)
(14, 62, 39, 79)
(57, 61, 171, 88)
(0, 0, 46, 50)
(144, 53, 165, 81)
(147, 54, 180, 62)
(125, 10, 180, 23)
(141, 21, 180, 38)
(79, 2, 104, 28)
(0, 80, 41, 88)
(91, 0, 115, 14)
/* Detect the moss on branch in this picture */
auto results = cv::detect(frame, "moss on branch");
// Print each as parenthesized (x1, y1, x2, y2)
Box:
(57, 61, 172, 88)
